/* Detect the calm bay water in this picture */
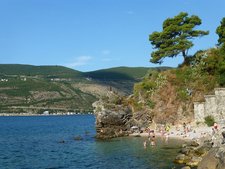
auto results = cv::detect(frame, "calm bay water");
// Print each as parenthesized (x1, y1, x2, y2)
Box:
(0, 115, 184, 169)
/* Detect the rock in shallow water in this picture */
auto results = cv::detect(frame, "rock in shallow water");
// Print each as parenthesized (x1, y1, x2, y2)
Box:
(198, 145, 225, 169)
(181, 166, 191, 169)
(174, 153, 191, 164)
(93, 92, 132, 140)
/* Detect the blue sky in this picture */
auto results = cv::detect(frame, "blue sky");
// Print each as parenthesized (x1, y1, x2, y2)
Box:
(0, 0, 225, 72)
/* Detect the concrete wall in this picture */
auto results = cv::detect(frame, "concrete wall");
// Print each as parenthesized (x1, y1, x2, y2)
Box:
(194, 102, 205, 122)
(215, 88, 225, 119)
(194, 88, 225, 122)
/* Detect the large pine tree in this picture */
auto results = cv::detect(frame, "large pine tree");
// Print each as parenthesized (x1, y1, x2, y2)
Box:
(216, 17, 225, 46)
(149, 12, 209, 64)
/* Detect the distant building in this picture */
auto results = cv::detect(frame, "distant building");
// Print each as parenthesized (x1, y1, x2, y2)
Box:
(42, 111, 49, 115)
(50, 78, 71, 82)
(0, 79, 8, 82)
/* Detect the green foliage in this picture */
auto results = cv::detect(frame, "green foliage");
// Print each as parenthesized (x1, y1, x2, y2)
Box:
(175, 66, 194, 87)
(177, 88, 189, 101)
(141, 80, 157, 91)
(216, 17, 225, 46)
(199, 48, 225, 87)
(204, 115, 215, 127)
(149, 12, 209, 64)
(147, 100, 155, 109)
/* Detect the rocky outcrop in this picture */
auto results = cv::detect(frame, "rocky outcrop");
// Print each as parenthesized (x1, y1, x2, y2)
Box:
(198, 145, 225, 169)
(175, 130, 225, 168)
(174, 140, 213, 167)
(93, 91, 133, 139)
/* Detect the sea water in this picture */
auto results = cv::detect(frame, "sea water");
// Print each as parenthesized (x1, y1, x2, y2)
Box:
(0, 115, 184, 169)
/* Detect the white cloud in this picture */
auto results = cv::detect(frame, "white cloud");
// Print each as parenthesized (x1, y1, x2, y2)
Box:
(101, 50, 111, 55)
(66, 56, 92, 68)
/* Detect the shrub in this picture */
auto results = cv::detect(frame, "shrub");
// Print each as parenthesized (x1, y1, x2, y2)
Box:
(177, 88, 189, 101)
(147, 100, 155, 109)
(204, 115, 215, 127)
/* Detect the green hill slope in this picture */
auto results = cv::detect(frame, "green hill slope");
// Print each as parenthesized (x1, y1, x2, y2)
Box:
(0, 64, 83, 78)
(85, 66, 170, 80)
(0, 64, 169, 115)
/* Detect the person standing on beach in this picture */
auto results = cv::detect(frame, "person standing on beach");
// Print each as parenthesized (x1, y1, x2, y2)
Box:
(183, 122, 187, 134)
(165, 124, 170, 133)
(213, 122, 219, 132)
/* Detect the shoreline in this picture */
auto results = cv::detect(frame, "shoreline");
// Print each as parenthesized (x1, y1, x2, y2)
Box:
(129, 125, 213, 142)
(0, 112, 94, 117)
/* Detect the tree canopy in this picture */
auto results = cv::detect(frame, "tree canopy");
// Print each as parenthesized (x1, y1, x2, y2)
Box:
(149, 12, 209, 64)
(216, 17, 225, 46)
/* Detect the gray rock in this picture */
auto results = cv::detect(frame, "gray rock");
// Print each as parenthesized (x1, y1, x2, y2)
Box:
(188, 140, 200, 147)
(180, 146, 194, 156)
(186, 156, 202, 167)
(181, 166, 191, 169)
(174, 153, 190, 164)
(198, 145, 225, 169)
(93, 92, 132, 139)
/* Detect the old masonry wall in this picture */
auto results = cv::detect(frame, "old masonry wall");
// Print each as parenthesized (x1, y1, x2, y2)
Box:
(194, 88, 225, 122)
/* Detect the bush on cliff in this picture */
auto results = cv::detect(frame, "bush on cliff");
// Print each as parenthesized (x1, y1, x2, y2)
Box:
(204, 115, 215, 127)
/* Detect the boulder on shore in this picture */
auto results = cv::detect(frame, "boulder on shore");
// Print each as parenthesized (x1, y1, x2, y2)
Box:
(198, 145, 225, 169)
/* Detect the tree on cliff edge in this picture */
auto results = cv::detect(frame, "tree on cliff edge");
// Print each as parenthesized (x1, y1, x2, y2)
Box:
(216, 17, 225, 47)
(149, 12, 209, 64)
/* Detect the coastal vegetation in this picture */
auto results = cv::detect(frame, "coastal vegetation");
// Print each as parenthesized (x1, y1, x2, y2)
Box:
(128, 13, 225, 124)
(94, 12, 225, 138)
(204, 115, 215, 127)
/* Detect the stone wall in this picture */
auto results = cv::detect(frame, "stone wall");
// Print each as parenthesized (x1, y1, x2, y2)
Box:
(194, 88, 225, 122)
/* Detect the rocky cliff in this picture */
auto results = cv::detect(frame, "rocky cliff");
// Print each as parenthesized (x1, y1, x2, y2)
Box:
(93, 91, 133, 139)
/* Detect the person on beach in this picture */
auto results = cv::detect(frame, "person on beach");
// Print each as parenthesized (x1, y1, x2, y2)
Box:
(183, 122, 187, 134)
(148, 130, 154, 139)
(165, 124, 170, 133)
(212, 127, 216, 136)
(162, 131, 169, 143)
(148, 128, 151, 138)
(160, 125, 165, 136)
(213, 122, 219, 132)
(186, 123, 191, 133)
(222, 131, 225, 144)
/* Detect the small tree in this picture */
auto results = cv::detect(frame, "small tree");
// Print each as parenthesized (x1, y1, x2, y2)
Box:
(216, 17, 225, 46)
(149, 12, 209, 64)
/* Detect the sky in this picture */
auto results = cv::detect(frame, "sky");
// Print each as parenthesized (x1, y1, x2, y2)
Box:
(0, 0, 225, 72)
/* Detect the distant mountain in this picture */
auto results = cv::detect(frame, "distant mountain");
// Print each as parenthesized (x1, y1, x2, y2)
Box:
(0, 64, 170, 115)
(0, 64, 82, 78)
(85, 67, 150, 80)
(85, 66, 170, 80)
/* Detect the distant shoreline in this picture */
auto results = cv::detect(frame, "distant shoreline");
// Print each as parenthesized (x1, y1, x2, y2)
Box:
(0, 112, 94, 117)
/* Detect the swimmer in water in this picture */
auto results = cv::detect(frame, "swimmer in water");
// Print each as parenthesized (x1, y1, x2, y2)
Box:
(143, 140, 147, 148)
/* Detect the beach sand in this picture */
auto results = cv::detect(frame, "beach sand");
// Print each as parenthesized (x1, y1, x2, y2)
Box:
(130, 124, 213, 142)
